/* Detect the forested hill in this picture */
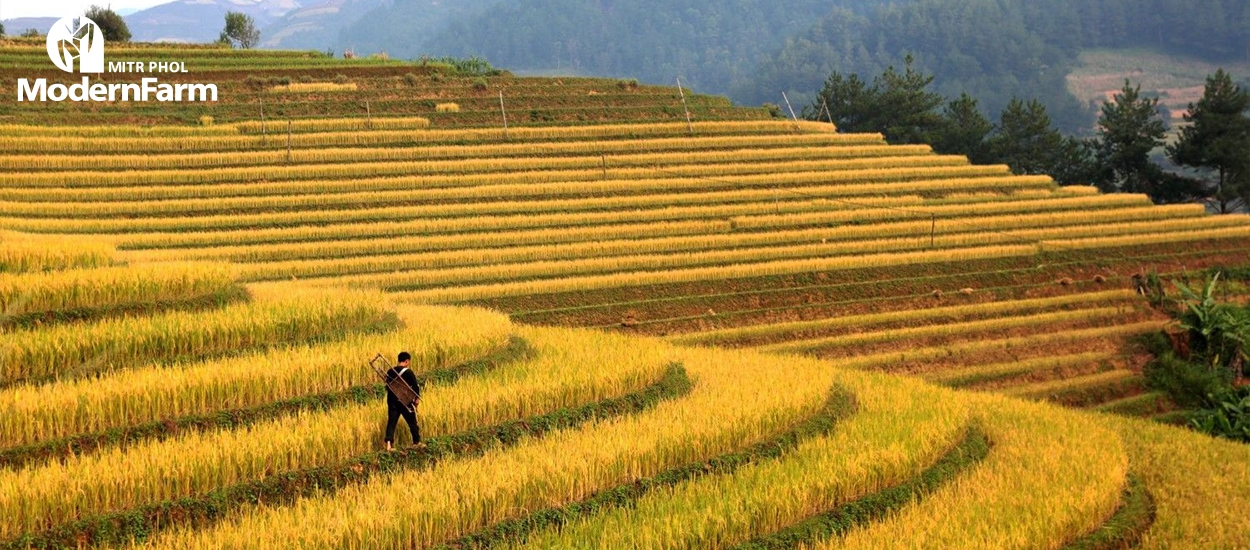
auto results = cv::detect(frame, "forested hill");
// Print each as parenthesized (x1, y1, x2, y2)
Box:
(434, 0, 833, 96)
(342, 0, 832, 95)
(355, 0, 1249, 133)
(736, 0, 1250, 131)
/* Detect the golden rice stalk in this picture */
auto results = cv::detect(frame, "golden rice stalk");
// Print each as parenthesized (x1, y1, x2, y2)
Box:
(0, 304, 511, 447)
(756, 306, 1126, 354)
(502, 370, 971, 549)
(0, 326, 670, 540)
(130, 331, 833, 549)
(670, 290, 1139, 346)
(0, 153, 981, 188)
(119, 220, 734, 264)
(0, 262, 237, 323)
(0, 140, 919, 172)
(0, 231, 113, 273)
(1113, 416, 1250, 549)
(268, 82, 358, 93)
(820, 394, 1125, 550)
(0, 287, 395, 385)
(394, 245, 1038, 303)
(0, 121, 843, 154)
(233, 206, 1207, 283)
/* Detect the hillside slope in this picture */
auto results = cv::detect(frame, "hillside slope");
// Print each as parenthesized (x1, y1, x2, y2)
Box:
(2, 44, 1249, 549)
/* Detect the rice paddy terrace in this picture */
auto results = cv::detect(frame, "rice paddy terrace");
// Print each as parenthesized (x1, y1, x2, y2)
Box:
(2, 42, 1249, 549)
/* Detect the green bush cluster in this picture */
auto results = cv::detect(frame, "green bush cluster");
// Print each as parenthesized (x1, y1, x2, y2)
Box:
(1145, 273, 1250, 443)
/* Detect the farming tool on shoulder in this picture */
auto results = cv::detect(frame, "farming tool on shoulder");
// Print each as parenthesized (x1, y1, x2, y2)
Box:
(369, 353, 420, 413)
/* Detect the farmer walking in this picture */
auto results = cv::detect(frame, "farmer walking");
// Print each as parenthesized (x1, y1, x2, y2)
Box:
(384, 351, 422, 451)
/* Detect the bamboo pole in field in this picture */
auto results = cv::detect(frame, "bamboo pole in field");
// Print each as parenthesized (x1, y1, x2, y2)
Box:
(782, 92, 800, 132)
(676, 78, 694, 135)
(499, 91, 509, 140)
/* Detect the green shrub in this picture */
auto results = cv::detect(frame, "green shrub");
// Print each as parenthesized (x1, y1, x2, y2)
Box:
(1144, 350, 1232, 409)
(1208, 265, 1250, 283)
(1190, 387, 1250, 443)
(417, 56, 500, 77)
(472, 78, 489, 91)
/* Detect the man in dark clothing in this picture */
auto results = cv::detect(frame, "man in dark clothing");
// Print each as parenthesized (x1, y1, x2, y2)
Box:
(384, 351, 422, 451)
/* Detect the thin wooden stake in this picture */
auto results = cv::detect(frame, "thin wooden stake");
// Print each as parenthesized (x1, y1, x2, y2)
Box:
(499, 91, 509, 139)
(286, 119, 292, 163)
(260, 99, 266, 138)
(930, 215, 936, 248)
(821, 98, 835, 129)
(781, 92, 799, 131)
(601, 155, 607, 179)
(676, 77, 694, 135)
(366, 100, 372, 130)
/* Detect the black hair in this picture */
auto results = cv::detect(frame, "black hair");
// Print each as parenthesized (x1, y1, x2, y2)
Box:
(398, 351, 411, 363)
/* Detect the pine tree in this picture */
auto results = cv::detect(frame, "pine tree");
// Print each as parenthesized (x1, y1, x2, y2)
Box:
(806, 55, 942, 144)
(1168, 69, 1250, 212)
(986, 98, 1066, 176)
(807, 71, 874, 133)
(873, 55, 945, 144)
(930, 93, 993, 163)
(1096, 80, 1167, 194)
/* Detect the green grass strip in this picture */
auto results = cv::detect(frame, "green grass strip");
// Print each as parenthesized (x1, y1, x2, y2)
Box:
(727, 426, 990, 550)
(2, 361, 692, 550)
(1150, 410, 1192, 426)
(1063, 475, 1156, 550)
(0, 337, 529, 471)
(1095, 392, 1172, 418)
(431, 386, 857, 550)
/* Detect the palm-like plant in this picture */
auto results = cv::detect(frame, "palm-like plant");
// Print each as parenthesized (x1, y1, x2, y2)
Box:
(1175, 272, 1249, 382)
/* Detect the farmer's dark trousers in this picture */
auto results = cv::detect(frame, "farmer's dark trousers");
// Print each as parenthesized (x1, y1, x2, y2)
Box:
(385, 405, 421, 444)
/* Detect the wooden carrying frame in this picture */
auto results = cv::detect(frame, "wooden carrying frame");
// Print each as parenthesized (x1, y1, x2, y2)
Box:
(369, 353, 420, 413)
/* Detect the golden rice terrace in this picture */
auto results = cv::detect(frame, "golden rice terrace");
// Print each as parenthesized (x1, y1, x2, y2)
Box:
(0, 40, 1247, 550)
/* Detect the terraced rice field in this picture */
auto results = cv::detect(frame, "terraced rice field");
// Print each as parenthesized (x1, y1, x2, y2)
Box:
(2, 45, 1249, 549)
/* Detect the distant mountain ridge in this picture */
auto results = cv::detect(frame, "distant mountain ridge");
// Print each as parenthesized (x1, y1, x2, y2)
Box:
(123, 0, 301, 43)
(2, 17, 58, 35)
(260, 0, 386, 51)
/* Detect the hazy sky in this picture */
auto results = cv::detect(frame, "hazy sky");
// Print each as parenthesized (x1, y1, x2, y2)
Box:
(1, 0, 173, 20)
